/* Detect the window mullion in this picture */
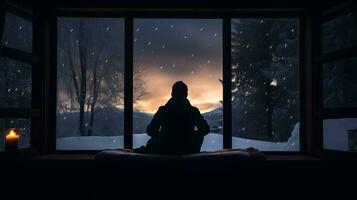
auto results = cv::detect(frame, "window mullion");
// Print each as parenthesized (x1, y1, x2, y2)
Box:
(124, 17, 133, 149)
(223, 17, 232, 149)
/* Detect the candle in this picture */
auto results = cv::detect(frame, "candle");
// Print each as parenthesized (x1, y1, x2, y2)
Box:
(5, 128, 20, 151)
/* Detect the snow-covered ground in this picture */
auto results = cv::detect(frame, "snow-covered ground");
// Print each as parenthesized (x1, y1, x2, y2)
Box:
(323, 118, 357, 151)
(57, 123, 300, 151)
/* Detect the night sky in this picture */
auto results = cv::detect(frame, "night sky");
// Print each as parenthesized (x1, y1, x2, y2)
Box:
(133, 19, 223, 113)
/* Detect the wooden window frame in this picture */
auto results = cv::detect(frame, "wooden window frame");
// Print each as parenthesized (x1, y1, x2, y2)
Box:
(0, 0, 44, 153)
(47, 8, 308, 155)
(315, 0, 357, 158)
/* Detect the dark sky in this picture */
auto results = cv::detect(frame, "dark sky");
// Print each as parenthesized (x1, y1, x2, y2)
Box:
(133, 19, 223, 113)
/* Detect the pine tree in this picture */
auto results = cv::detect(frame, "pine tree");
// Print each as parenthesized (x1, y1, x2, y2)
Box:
(231, 19, 299, 142)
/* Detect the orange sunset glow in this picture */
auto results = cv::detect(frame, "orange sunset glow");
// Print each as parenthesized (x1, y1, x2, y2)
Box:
(133, 19, 223, 114)
(133, 67, 222, 114)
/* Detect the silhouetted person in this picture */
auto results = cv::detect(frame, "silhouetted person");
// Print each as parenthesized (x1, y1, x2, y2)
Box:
(135, 81, 210, 155)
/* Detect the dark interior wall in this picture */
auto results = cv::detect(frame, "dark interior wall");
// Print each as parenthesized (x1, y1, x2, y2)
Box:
(1, 158, 357, 199)
(29, 0, 345, 10)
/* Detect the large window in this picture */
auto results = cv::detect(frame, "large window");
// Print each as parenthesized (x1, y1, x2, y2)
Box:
(231, 18, 300, 151)
(54, 15, 302, 152)
(0, 4, 35, 152)
(133, 19, 223, 151)
(56, 18, 125, 150)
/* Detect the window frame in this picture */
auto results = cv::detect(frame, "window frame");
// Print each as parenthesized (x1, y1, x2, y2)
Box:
(49, 8, 307, 154)
(0, 1, 43, 153)
(316, 1, 357, 157)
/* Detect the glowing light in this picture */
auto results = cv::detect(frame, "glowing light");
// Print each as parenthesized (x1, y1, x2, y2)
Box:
(270, 78, 278, 87)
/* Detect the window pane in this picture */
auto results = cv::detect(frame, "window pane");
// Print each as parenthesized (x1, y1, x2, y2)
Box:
(0, 57, 31, 108)
(322, 12, 357, 53)
(323, 57, 357, 108)
(231, 19, 300, 151)
(0, 118, 30, 151)
(133, 19, 223, 151)
(324, 118, 357, 152)
(1, 12, 33, 52)
(56, 18, 124, 150)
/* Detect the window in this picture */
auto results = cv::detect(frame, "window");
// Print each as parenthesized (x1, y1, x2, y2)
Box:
(320, 6, 357, 154)
(231, 18, 300, 151)
(0, 118, 30, 151)
(323, 118, 357, 152)
(0, 5, 35, 152)
(0, 57, 31, 108)
(323, 57, 357, 108)
(322, 12, 357, 53)
(1, 11, 33, 52)
(56, 18, 125, 150)
(53, 14, 304, 153)
(133, 19, 223, 151)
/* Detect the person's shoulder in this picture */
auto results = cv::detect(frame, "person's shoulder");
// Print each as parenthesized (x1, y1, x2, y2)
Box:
(157, 105, 167, 112)
(191, 106, 201, 113)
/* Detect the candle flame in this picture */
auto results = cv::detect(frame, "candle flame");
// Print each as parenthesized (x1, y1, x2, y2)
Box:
(6, 129, 19, 138)
(7, 129, 17, 136)
(7, 129, 16, 136)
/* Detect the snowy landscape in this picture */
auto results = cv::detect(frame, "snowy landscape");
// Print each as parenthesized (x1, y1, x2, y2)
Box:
(55, 119, 356, 152)
(57, 130, 299, 151)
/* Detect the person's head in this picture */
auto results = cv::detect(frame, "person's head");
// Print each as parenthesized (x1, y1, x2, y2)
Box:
(171, 81, 188, 99)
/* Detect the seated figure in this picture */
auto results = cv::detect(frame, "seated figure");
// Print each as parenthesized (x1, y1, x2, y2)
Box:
(135, 81, 210, 155)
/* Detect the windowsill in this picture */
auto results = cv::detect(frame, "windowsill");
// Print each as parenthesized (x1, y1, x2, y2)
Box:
(26, 154, 320, 161)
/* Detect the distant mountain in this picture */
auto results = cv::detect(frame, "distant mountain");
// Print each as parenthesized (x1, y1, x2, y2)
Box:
(203, 107, 223, 134)
(133, 111, 153, 134)
(57, 107, 125, 137)
(57, 106, 223, 137)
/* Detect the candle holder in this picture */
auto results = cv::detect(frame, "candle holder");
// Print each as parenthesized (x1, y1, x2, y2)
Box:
(5, 128, 20, 153)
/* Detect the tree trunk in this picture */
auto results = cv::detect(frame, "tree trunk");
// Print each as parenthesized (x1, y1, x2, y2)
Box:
(78, 19, 87, 136)
(88, 46, 102, 136)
